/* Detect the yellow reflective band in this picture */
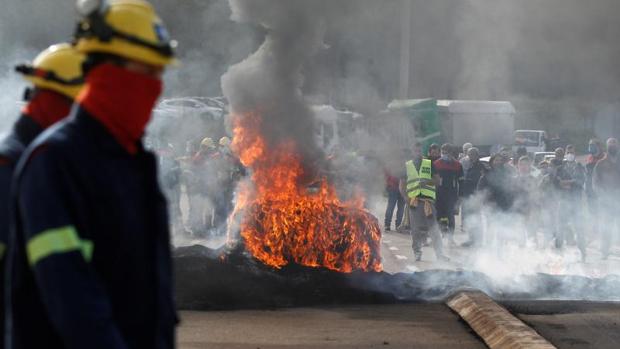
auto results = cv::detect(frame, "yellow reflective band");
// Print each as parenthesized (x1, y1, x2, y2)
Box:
(27, 226, 93, 266)
(0, 243, 5, 260)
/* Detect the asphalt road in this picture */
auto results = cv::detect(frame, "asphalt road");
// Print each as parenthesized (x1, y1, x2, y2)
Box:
(503, 301, 620, 349)
(177, 304, 486, 349)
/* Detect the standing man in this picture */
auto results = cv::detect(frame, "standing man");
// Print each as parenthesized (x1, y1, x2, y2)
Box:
(157, 143, 183, 235)
(593, 138, 620, 260)
(189, 137, 218, 236)
(477, 153, 515, 249)
(460, 142, 473, 161)
(212, 136, 236, 235)
(585, 138, 604, 245)
(459, 142, 474, 175)
(514, 156, 538, 246)
(384, 166, 404, 232)
(460, 147, 486, 247)
(7, 1, 178, 348)
(400, 142, 447, 262)
(558, 145, 586, 257)
(427, 143, 440, 162)
(0, 43, 85, 349)
(433, 143, 463, 246)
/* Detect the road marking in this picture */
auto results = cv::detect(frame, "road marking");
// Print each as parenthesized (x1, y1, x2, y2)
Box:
(395, 255, 408, 260)
(389, 246, 399, 251)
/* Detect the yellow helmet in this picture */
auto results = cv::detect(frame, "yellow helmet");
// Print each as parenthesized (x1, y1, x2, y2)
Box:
(15, 43, 86, 99)
(219, 136, 231, 147)
(201, 137, 215, 149)
(74, 0, 177, 67)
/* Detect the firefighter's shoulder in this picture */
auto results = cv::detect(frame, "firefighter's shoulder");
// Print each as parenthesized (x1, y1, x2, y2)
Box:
(15, 118, 77, 178)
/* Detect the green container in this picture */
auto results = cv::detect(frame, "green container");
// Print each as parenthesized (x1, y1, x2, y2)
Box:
(388, 98, 441, 153)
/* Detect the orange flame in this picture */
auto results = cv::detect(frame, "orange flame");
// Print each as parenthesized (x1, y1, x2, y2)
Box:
(229, 112, 382, 273)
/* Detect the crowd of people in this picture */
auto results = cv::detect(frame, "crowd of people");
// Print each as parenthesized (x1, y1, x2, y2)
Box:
(385, 138, 620, 263)
(155, 136, 244, 238)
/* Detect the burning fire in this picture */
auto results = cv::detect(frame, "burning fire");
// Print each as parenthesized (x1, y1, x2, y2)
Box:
(229, 112, 382, 273)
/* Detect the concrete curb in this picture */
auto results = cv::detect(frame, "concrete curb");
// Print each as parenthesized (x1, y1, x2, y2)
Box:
(447, 291, 557, 349)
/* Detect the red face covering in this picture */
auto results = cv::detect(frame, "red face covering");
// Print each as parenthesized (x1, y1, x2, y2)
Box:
(77, 63, 162, 154)
(21, 89, 72, 129)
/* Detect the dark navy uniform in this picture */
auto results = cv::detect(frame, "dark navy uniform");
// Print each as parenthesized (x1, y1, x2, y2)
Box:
(0, 116, 45, 349)
(7, 107, 177, 349)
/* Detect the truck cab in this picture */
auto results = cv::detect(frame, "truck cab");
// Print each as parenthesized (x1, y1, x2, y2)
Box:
(513, 130, 547, 153)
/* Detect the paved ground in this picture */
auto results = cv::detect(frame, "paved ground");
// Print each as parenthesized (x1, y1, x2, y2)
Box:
(378, 225, 620, 278)
(503, 301, 620, 349)
(177, 304, 486, 349)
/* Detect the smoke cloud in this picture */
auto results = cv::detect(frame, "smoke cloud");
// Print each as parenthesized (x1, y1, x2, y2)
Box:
(221, 0, 344, 167)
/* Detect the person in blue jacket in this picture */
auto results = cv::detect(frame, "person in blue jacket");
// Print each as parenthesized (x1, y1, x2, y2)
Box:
(0, 43, 85, 349)
(6, 1, 178, 348)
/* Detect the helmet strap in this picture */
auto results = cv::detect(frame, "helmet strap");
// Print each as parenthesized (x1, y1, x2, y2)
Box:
(23, 87, 34, 102)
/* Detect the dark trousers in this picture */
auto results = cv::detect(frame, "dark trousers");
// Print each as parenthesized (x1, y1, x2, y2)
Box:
(436, 196, 457, 236)
(385, 189, 404, 229)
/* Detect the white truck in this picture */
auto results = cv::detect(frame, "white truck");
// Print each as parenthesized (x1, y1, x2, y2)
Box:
(513, 129, 547, 154)
(436, 100, 516, 156)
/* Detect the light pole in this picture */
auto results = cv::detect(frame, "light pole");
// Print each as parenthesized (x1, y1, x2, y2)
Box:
(399, 0, 412, 99)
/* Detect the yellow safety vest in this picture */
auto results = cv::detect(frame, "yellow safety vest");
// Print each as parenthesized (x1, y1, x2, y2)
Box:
(406, 159, 436, 200)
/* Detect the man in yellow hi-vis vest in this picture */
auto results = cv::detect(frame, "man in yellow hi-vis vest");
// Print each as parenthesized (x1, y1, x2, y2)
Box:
(399, 142, 448, 262)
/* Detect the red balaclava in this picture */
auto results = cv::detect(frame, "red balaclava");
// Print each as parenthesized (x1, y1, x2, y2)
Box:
(77, 63, 162, 154)
(21, 89, 72, 129)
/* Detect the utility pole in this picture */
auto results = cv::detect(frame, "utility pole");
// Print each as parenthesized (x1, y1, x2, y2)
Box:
(399, 0, 412, 99)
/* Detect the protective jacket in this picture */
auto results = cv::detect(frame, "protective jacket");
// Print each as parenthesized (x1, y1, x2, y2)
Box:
(406, 159, 435, 200)
(0, 116, 45, 349)
(433, 158, 463, 217)
(7, 107, 177, 349)
(477, 166, 514, 211)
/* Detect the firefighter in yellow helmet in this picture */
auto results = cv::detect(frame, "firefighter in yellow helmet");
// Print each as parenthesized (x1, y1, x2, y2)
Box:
(186, 137, 218, 236)
(7, 1, 178, 348)
(219, 136, 231, 148)
(0, 42, 85, 349)
(200, 137, 216, 150)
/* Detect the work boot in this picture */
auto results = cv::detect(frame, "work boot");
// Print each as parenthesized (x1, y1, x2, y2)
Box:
(384, 225, 392, 232)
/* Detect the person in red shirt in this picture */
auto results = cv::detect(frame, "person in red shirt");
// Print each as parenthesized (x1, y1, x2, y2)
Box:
(384, 168, 404, 231)
(433, 143, 464, 246)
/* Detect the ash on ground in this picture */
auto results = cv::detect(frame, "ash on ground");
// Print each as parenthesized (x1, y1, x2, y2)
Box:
(174, 245, 620, 310)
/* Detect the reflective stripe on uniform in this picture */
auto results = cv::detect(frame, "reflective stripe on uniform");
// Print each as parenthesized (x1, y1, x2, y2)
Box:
(27, 226, 93, 266)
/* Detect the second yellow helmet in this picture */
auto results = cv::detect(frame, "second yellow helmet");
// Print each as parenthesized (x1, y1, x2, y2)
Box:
(15, 43, 86, 100)
(219, 137, 231, 147)
(201, 137, 215, 149)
